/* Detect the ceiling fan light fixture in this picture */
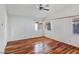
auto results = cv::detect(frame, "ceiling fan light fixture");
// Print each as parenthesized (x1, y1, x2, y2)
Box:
(35, 4, 50, 11)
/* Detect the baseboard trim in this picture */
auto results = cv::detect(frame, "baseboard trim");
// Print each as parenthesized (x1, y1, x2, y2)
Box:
(7, 36, 46, 43)
(45, 36, 79, 48)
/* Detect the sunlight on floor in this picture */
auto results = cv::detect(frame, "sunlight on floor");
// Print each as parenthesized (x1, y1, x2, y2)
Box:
(33, 42, 52, 54)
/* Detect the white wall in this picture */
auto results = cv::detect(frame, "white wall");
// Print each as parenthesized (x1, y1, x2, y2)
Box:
(7, 15, 43, 41)
(45, 18, 79, 47)
(44, 5, 79, 47)
(0, 5, 8, 53)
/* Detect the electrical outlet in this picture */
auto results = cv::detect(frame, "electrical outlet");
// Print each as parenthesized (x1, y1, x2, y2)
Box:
(69, 40, 71, 43)
(1, 24, 3, 26)
(24, 36, 26, 37)
(0, 52, 3, 54)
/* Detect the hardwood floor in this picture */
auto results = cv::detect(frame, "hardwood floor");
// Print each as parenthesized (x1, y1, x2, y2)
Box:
(5, 36, 79, 54)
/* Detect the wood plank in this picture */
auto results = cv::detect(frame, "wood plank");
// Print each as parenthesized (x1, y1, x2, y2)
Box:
(5, 36, 79, 54)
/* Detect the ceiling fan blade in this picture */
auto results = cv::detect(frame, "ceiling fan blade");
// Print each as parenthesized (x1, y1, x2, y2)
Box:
(45, 4, 49, 7)
(43, 9, 49, 11)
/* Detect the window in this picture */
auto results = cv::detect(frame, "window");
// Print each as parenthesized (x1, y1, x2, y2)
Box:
(73, 18, 79, 34)
(46, 22, 51, 31)
(35, 22, 38, 31)
(35, 22, 43, 31)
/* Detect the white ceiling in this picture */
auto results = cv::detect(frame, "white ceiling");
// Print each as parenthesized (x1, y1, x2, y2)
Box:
(6, 4, 70, 20)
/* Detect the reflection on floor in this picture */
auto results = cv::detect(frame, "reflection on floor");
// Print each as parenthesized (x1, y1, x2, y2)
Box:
(5, 36, 79, 54)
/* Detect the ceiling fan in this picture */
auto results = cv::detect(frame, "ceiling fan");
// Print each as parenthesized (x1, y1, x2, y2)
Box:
(35, 4, 50, 11)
